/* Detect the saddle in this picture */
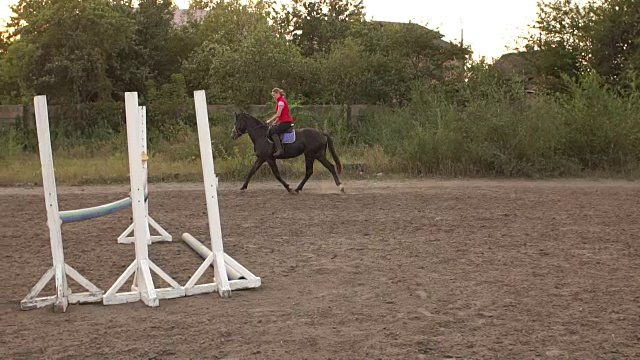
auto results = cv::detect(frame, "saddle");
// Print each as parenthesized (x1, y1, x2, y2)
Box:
(268, 124, 296, 144)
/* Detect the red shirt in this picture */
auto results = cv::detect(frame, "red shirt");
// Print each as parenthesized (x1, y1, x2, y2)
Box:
(276, 95, 293, 123)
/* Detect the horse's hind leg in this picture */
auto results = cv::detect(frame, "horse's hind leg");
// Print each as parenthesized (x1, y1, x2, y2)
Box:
(295, 156, 315, 193)
(241, 158, 265, 191)
(317, 155, 344, 192)
(266, 157, 292, 192)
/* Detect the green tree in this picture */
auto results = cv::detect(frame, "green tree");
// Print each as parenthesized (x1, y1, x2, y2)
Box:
(197, 0, 274, 46)
(180, 0, 307, 105)
(333, 21, 469, 105)
(525, 0, 640, 91)
(525, 0, 592, 90)
(4, 0, 135, 103)
(106, 0, 179, 100)
(134, 0, 178, 85)
(165, 11, 207, 79)
(586, 0, 640, 85)
(316, 38, 367, 104)
(145, 73, 193, 128)
(272, 0, 365, 56)
(183, 25, 306, 105)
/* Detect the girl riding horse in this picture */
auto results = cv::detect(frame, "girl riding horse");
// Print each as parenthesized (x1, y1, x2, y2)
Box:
(266, 88, 293, 157)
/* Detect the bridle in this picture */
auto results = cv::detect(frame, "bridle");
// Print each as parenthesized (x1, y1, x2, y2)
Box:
(233, 119, 268, 138)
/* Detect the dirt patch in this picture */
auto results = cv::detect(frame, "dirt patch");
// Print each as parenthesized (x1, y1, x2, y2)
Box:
(1, 179, 639, 359)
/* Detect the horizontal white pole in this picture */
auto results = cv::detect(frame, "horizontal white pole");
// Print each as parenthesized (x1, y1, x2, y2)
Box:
(182, 233, 243, 280)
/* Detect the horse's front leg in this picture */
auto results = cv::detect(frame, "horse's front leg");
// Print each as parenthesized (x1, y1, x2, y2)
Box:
(241, 158, 265, 191)
(295, 157, 315, 193)
(266, 158, 292, 193)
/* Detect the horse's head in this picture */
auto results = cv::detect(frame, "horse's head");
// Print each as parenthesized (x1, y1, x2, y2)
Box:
(231, 112, 264, 140)
(231, 112, 246, 140)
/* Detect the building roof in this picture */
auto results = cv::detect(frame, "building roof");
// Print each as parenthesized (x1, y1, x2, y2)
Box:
(172, 8, 208, 26)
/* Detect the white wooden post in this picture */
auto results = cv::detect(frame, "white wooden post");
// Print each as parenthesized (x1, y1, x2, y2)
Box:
(103, 92, 184, 306)
(117, 105, 172, 245)
(35, 95, 67, 312)
(21, 95, 103, 312)
(183, 90, 260, 296)
(128, 93, 155, 305)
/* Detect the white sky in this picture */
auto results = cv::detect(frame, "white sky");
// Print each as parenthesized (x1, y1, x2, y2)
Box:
(0, 0, 552, 61)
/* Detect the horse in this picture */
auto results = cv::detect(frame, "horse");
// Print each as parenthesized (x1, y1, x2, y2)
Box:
(231, 112, 344, 193)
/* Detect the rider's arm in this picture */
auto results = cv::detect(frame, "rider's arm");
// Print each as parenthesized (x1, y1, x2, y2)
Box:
(267, 101, 284, 124)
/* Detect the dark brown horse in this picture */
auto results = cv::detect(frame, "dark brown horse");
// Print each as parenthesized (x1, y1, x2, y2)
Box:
(231, 112, 344, 193)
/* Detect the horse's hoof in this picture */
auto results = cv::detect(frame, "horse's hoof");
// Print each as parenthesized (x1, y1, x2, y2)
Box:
(240, 188, 246, 193)
(339, 184, 345, 193)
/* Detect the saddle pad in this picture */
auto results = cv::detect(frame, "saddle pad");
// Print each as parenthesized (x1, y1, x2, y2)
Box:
(282, 131, 296, 144)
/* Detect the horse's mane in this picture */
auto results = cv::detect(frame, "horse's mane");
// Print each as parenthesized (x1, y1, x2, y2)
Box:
(237, 112, 267, 127)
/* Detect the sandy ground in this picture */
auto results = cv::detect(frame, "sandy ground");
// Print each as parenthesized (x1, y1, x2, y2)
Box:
(1, 178, 639, 359)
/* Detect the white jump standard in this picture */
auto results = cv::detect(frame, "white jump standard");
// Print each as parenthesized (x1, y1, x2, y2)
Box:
(102, 92, 184, 307)
(117, 105, 172, 245)
(22, 90, 260, 312)
(20, 95, 104, 312)
(181, 90, 261, 297)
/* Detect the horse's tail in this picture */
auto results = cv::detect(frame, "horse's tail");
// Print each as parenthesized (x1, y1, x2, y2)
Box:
(324, 132, 342, 175)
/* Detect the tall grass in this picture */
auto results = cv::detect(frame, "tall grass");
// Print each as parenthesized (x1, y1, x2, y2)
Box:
(355, 72, 640, 177)
(2, 70, 640, 186)
(0, 121, 378, 186)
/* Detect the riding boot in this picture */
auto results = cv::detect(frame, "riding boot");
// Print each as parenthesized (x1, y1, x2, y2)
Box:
(271, 133, 284, 157)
